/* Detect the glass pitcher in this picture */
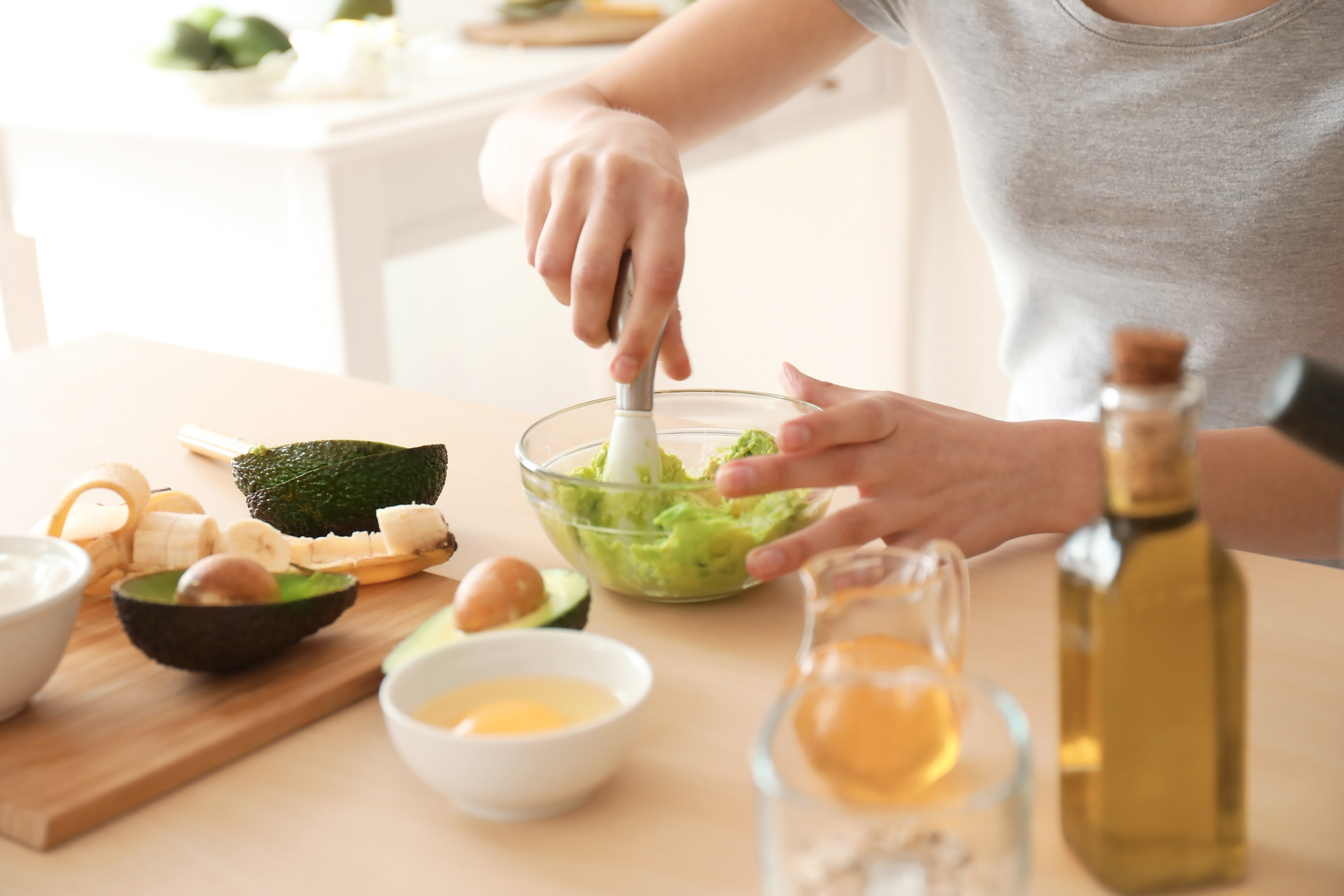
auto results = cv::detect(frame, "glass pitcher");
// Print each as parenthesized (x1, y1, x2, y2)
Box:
(785, 541, 971, 804)
(792, 540, 970, 683)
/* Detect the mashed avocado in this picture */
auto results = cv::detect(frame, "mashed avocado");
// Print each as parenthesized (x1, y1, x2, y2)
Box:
(547, 429, 819, 600)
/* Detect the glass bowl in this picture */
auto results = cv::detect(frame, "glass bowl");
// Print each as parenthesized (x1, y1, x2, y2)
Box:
(517, 390, 833, 603)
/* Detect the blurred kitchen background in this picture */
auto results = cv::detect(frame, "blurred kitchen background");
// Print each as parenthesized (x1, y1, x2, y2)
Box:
(0, 0, 1008, 419)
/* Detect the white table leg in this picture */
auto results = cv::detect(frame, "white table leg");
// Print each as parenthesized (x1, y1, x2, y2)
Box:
(0, 130, 47, 353)
(286, 151, 391, 382)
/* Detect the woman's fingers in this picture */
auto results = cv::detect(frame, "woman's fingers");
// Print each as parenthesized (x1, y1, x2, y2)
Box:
(746, 500, 895, 580)
(780, 393, 899, 455)
(522, 168, 552, 270)
(532, 181, 592, 312)
(568, 209, 631, 348)
(656, 304, 693, 380)
(611, 201, 686, 382)
(780, 362, 863, 409)
(717, 442, 888, 496)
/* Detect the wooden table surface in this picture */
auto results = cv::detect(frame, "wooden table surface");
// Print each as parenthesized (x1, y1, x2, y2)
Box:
(2, 335, 1341, 895)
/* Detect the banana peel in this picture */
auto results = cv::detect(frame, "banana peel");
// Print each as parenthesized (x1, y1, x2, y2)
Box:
(296, 535, 457, 585)
(39, 462, 152, 595)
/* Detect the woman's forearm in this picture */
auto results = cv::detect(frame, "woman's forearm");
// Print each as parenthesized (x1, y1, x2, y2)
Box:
(479, 85, 612, 222)
(1199, 427, 1344, 559)
(479, 0, 871, 223)
(1030, 420, 1343, 559)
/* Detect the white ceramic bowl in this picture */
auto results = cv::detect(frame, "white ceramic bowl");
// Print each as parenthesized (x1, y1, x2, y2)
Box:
(380, 628, 652, 822)
(0, 536, 92, 722)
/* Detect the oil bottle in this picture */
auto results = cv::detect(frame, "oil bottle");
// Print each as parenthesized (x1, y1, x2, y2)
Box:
(1057, 329, 1247, 893)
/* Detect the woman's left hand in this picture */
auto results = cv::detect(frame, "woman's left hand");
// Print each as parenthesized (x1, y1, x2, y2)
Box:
(715, 363, 1098, 580)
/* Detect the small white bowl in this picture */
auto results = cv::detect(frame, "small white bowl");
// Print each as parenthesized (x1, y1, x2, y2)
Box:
(379, 628, 652, 822)
(0, 536, 92, 722)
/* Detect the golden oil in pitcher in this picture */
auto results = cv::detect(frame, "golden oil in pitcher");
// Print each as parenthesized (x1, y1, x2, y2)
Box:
(1057, 329, 1247, 893)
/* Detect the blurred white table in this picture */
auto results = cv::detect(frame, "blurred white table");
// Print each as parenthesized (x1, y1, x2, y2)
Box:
(0, 40, 904, 378)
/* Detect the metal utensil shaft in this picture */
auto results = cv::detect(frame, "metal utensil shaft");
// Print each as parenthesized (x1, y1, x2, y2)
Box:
(608, 250, 665, 412)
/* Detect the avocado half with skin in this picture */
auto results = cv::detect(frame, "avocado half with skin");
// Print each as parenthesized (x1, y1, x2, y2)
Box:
(113, 570, 359, 673)
(382, 569, 590, 674)
(234, 442, 448, 538)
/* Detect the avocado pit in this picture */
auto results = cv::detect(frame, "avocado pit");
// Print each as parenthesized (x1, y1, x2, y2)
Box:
(453, 557, 547, 633)
(176, 554, 280, 606)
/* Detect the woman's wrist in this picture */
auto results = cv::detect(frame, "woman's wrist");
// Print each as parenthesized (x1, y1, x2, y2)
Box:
(1015, 418, 1102, 537)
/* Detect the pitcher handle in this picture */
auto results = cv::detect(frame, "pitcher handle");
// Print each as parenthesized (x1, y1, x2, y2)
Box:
(916, 539, 970, 669)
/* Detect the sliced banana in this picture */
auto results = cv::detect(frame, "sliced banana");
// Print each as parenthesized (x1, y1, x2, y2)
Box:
(377, 504, 450, 555)
(215, 518, 291, 573)
(310, 532, 372, 566)
(132, 511, 219, 569)
(82, 533, 126, 580)
(286, 535, 313, 567)
(146, 489, 206, 515)
(370, 532, 387, 555)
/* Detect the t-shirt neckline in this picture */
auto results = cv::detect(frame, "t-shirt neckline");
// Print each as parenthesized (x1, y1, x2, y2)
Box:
(1052, 0, 1320, 47)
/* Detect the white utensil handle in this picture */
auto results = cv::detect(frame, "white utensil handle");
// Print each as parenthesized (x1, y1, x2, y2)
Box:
(178, 424, 255, 461)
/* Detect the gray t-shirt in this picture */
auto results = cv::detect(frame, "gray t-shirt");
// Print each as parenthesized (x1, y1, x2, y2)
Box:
(831, 0, 1344, 428)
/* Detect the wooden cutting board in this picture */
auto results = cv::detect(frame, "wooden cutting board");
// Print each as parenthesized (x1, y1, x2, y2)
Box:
(0, 571, 458, 850)
(462, 11, 662, 46)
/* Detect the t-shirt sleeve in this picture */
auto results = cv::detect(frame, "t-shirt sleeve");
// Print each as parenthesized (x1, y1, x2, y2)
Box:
(827, 0, 912, 46)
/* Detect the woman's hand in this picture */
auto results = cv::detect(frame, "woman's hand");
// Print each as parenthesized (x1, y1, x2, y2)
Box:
(716, 363, 1100, 580)
(522, 104, 692, 383)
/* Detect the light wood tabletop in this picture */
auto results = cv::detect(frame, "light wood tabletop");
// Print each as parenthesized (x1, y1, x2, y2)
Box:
(1, 334, 1341, 895)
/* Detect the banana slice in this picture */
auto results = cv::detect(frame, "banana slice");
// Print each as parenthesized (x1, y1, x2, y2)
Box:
(83, 533, 126, 582)
(286, 535, 313, 567)
(215, 518, 291, 573)
(376, 504, 450, 555)
(132, 511, 219, 569)
(46, 462, 153, 557)
(310, 532, 373, 566)
(80, 533, 128, 596)
(146, 490, 206, 515)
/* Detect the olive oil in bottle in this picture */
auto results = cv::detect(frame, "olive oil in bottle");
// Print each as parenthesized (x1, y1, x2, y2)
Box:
(1057, 329, 1247, 893)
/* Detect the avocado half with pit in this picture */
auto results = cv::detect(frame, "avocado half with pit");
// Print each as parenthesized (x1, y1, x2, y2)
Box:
(381, 568, 589, 674)
(113, 570, 359, 673)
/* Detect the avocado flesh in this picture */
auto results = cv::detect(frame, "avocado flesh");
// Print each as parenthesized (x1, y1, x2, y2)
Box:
(241, 443, 448, 538)
(381, 569, 590, 674)
(113, 570, 358, 673)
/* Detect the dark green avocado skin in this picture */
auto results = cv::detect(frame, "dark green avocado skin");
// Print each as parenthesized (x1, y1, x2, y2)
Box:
(113, 582, 358, 674)
(241, 444, 448, 538)
(232, 440, 402, 495)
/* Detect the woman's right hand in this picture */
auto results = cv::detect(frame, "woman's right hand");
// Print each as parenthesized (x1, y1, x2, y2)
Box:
(522, 104, 692, 383)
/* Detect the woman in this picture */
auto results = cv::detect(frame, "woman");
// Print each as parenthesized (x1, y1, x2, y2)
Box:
(479, 0, 1344, 577)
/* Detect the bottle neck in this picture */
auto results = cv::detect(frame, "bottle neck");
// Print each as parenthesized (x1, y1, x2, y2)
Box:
(1100, 376, 1202, 519)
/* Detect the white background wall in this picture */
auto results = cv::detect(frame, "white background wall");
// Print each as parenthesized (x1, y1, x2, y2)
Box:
(1, 1, 1009, 421)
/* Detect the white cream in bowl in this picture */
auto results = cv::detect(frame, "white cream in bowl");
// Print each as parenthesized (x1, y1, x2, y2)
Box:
(0, 536, 92, 722)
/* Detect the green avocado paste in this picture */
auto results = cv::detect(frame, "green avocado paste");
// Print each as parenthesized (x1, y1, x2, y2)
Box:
(547, 429, 818, 600)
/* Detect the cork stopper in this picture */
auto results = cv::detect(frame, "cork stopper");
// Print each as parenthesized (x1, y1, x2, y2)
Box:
(1111, 328, 1187, 386)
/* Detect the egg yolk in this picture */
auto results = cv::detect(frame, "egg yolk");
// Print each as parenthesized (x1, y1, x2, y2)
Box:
(452, 699, 569, 737)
